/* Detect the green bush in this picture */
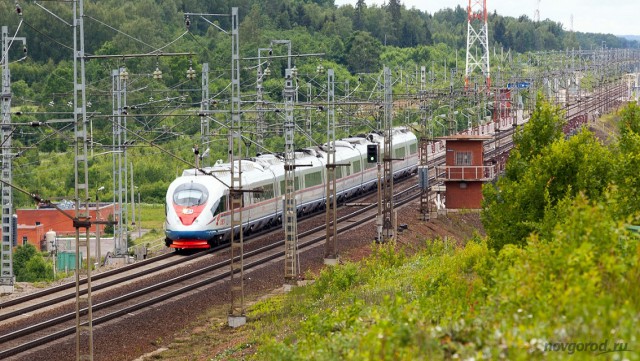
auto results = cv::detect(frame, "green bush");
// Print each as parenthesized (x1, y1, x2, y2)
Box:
(13, 243, 54, 282)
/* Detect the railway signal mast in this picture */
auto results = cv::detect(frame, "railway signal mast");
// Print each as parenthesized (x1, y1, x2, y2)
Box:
(464, 0, 491, 90)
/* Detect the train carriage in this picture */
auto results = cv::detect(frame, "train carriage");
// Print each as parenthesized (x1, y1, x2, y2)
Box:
(165, 127, 418, 249)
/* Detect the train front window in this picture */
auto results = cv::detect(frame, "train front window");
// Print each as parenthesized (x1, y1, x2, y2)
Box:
(173, 183, 209, 207)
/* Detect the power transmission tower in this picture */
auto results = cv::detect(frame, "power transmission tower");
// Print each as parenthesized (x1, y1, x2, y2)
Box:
(465, 0, 491, 90)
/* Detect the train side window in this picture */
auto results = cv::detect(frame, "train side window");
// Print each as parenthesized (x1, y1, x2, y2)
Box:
(336, 167, 342, 179)
(394, 146, 406, 159)
(409, 143, 418, 154)
(217, 195, 227, 213)
(304, 171, 322, 187)
(280, 178, 300, 193)
(259, 184, 275, 200)
(353, 160, 361, 173)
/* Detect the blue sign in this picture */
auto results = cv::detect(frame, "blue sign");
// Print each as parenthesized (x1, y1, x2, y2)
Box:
(507, 82, 531, 89)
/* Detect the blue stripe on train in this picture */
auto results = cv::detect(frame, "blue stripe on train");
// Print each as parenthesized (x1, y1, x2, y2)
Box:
(165, 229, 219, 241)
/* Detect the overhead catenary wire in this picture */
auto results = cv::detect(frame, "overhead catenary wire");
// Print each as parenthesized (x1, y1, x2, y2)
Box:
(84, 15, 156, 51)
(21, 19, 74, 53)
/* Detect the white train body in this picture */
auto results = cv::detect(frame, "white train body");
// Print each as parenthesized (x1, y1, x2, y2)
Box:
(165, 127, 419, 249)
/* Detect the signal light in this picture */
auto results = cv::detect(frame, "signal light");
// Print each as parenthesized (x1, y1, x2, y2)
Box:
(366, 144, 378, 163)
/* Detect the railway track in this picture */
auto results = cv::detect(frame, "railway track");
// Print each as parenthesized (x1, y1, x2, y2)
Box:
(0, 182, 421, 359)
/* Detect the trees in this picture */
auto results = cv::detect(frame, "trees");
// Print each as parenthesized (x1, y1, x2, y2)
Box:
(611, 103, 640, 218)
(344, 31, 382, 74)
(354, 0, 366, 30)
(13, 243, 54, 282)
(482, 97, 613, 250)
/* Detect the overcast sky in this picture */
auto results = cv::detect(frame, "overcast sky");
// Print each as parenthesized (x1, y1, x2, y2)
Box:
(334, 0, 639, 36)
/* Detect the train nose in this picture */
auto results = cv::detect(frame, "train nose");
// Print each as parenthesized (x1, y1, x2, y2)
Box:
(175, 205, 206, 225)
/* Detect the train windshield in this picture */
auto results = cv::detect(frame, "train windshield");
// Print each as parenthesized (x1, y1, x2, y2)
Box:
(173, 183, 209, 207)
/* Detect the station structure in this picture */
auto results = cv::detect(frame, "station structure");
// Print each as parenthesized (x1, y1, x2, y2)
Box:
(436, 135, 495, 209)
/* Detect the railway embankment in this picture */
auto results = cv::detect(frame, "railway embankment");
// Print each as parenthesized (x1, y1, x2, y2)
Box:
(136, 201, 485, 361)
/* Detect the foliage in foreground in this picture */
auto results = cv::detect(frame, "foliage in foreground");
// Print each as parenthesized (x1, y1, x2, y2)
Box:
(246, 195, 639, 360)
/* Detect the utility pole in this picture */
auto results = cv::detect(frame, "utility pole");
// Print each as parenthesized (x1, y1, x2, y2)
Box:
(227, 7, 246, 328)
(200, 63, 210, 166)
(283, 64, 300, 290)
(95, 186, 104, 269)
(72, 0, 94, 358)
(130, 162, 135, 227)
(112, 68, 128, 257)
(306, 82, 313, 147)
(418, 66, 430, 221)
(381, 67, 395, 242)
(256, 48, 271, 151)
(465, 0, 491, 90)
(1, 25, 24, 294)
(324, 69, 338, 265)
(449, 70, 456, 136)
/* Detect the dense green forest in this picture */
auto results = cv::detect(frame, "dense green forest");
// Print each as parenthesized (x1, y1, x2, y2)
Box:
(1, 0, 637, 206)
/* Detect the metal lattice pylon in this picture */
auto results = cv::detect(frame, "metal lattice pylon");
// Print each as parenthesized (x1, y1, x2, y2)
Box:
(465, 0, 491, 89)
(200, 63, 210, 167)
(112, 68, 128, 257)
(418, 66, 430, 221)
(228, 7, 246, 327)
(324, 69, 338, 264)
(1, 26, 15, 294)
(283, 66, 299, 287)
(381, 67, 394, 242)
(73, 1, 95, 359)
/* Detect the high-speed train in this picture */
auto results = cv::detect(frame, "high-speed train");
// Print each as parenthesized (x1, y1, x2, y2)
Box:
(164, 127, 419, 249)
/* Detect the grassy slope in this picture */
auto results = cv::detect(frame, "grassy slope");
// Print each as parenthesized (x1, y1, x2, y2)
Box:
(244, 197, 639, 360)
